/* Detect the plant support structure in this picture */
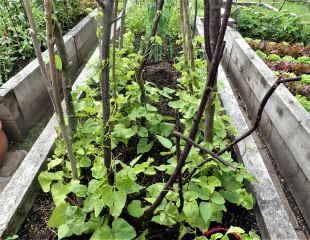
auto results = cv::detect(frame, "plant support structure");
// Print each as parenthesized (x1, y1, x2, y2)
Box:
(97, 0, 115, 185)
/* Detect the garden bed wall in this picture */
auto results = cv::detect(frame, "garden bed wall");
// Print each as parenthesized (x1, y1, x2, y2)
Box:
(0, 48, 99, 237)
(196, 20, 302, 239)
(0, 10, 99, 141)
(219, 22, 310, 227)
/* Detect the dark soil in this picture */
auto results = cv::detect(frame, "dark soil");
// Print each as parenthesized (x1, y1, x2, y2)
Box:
(143, 61, 178, 89)
(18, 193, 56, 240)
(143, 61, 178, 117)
(17, 61, 259, 239)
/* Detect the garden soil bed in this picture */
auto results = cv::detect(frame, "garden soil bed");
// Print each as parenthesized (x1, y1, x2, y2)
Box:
(17, 62, 259, 240)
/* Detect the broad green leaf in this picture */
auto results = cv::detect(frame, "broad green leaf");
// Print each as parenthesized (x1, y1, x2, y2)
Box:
(117, 176, 143, 194)
(110, 190, 127, 218)
(112, 123, 136, 144)
(69, 180, 88, 197)
(184, 200, 201, 227)
(184, 191, 199, 201)
(156, 135, 173, 149)
(240, 192, 255, 210)
(210, 233, 224, 240)
(137, 127, 148, 137)
(38, 171, 63, 192)
(58, 224, 72, 239)
(90, 225, 111, 240)
(51, 182, 70, 206)
(227, 226, 245, 235)
(137, 138, 153, 154)
(83, 195, 105, 217)
(220, 190, 240, 204)
(47, 158, 63, 170)
(48, 203, 69, 227)
(199, 202, 213, 227)
(211, 192, 225, 205)
(112, 218, 136, 240)
(91, 157, 106, 179)
(128, 200, 144, 218)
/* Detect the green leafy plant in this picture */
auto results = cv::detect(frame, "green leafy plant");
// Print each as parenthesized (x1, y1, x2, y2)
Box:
(34, 2, 259, 239)
(0, 0, 86, 85)
(36, 31, 257, 239)
(232, 6, 310, 44)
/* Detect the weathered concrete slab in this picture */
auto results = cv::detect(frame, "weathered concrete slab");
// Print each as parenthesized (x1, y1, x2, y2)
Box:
(220, 24, 310, 227)
(0, 177, 9, 192)
(0, 151, 27, 177)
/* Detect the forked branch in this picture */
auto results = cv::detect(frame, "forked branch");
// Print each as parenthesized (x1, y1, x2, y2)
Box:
(186, 76, 302, 181)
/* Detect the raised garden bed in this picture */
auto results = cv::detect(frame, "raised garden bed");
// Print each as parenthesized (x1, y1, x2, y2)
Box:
(2, 2, 308, 239)
(214, 14, 310, 229)
(1, 23, 303, 240)
(246, 38, 310, 111)
(0, 10, 99, 141)
(0, 46, 297, 239)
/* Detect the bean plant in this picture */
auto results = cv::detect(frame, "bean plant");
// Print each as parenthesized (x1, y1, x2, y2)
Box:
(19, 0, 300, 239)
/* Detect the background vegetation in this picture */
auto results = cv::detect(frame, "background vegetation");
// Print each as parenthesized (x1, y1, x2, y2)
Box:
(0, 0, 89, 85)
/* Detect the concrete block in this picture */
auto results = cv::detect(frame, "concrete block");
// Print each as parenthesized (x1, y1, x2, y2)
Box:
(73, 15, 98, 65)
(0, 150, 27, 177)
(0, 177, 9, 192)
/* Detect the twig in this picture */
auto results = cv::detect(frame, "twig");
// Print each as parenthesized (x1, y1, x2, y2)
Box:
(217, 76, 301, 155)
(173, 131, 237, 170)
(175, 112, 184, 213)
(44, 0, 78, 179)
(54, 21, 76, 132)
(21, 0, 55, 106)
(186, 76, 301, 181)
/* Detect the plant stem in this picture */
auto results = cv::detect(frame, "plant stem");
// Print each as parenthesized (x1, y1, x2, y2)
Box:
(119, 0, 128, 48)
(97, 0, 115, 185)
(44, 0, 78, 179)
(54, 21, 77, 133)
(192, 0, 198, 37)
(21, 0, 55, 107)
(204, 0, 222, 142)
(112, 0, 119, 101)
(175, 112, 184, 213)
(136, 0, 165, 104)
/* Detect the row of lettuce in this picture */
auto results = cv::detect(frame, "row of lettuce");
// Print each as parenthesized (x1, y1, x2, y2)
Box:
(233, 6, 310, 112)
